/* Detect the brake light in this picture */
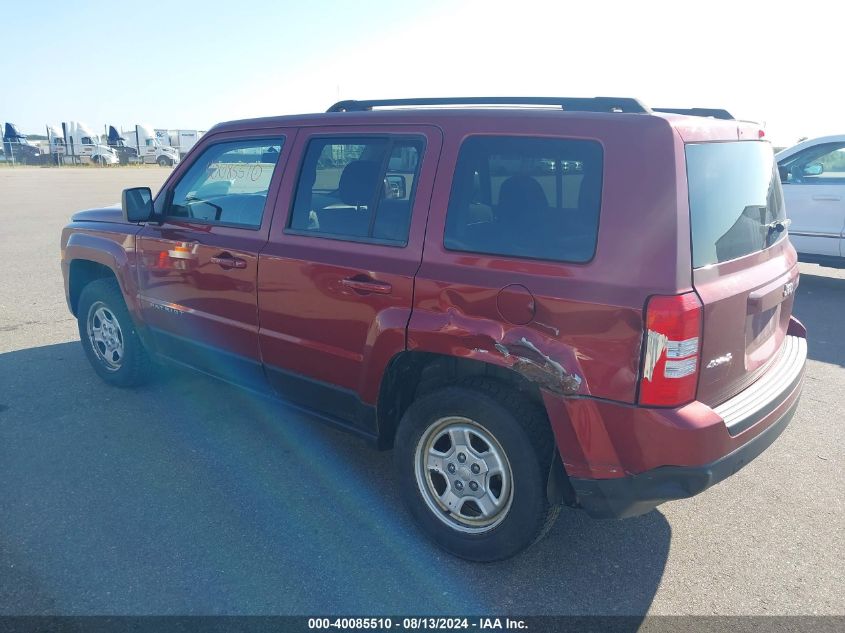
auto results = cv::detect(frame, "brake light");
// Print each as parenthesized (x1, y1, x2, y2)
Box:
(639, 292, 703, 407)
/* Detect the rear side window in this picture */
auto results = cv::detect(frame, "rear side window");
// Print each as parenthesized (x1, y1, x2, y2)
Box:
(167, 137, 284, 228)
(444, 136, 603, 263)
(288, 137, 424, 245)
(686, 142, 785, 268)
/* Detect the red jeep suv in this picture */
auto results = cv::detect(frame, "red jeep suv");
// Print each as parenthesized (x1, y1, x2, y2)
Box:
(60, 97, 807, 561)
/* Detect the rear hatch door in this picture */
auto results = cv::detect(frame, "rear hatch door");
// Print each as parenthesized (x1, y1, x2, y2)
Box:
(686, 141, 798, 407)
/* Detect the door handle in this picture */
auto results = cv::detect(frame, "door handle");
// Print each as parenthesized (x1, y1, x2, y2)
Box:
(811, 195, 842, 201)
(210, 253, 247, 269)
(341, 277, 392, 294)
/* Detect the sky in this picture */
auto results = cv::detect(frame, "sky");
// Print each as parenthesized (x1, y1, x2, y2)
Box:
(0, 0, 842, 147)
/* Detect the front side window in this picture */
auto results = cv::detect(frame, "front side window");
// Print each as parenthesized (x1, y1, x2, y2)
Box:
(778, 142, 845, 185)
(166, 137, 284, 228)
(444, 136, 603, 263)
(288, 136, 424, 245)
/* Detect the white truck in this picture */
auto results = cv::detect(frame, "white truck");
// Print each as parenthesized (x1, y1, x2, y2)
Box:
(777, 134, 845, 268)
(122, 124, 180, 166)
(155, 129, 204, 159)
(52, 122, 118, 165)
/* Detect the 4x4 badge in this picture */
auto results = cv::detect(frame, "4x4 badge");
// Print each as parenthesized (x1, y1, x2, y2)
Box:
(783, 281, 795, 298)
(706, 353, 732, 369)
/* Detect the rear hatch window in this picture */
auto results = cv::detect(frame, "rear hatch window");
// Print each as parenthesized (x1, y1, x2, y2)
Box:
(686, 141, 785, 268)
(686, 141, 798, 407)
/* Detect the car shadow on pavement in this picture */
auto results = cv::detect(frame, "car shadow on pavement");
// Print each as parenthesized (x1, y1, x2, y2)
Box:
(793, 269, 845, 367)
(0, 341, 670, 618)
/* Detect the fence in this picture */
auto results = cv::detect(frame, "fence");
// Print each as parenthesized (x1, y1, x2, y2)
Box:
(2, 125, 186, 169)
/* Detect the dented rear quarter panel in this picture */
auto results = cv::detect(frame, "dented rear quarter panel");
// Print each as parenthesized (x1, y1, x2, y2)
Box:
(409, 114, 693, 404)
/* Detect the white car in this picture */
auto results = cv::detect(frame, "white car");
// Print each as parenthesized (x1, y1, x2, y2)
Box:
(777, 135, 845, 267)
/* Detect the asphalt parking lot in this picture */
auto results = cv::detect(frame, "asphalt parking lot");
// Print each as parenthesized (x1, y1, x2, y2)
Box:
(0, 167, 842, 617)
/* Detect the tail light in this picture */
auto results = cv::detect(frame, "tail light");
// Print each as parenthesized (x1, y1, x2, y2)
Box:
(639, 292, 703, 407)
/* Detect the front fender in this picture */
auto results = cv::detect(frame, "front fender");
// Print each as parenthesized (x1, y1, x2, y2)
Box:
(62, 228, 142, 322)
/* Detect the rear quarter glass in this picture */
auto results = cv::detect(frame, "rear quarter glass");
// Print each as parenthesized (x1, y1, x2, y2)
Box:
(686, 141, 786, 268)
(443, 135, 603, 264)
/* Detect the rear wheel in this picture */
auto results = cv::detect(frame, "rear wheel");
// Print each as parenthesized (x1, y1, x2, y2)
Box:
(394, 378, 560, 561)
(77, 278, 152, 387)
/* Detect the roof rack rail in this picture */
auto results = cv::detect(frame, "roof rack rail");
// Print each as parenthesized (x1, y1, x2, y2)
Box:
(327, 96, 650, 114)
(653, 107, 734, 120)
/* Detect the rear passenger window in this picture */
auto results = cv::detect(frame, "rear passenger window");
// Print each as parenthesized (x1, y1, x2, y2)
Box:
(444, 136, 603, 263)
(167, 138, 284, 228)
(288, 137, 424, 245)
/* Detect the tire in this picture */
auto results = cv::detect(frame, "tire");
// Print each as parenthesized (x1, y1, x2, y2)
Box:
(157, 155, 172, 167)
(394, 377, 560, 561)
(77, 277, 152, 387)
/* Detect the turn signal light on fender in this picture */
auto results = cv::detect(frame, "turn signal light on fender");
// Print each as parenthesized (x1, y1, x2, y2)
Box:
(639, 292, 703, 407)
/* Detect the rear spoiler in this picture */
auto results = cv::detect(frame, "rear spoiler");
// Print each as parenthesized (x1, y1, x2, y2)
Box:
(653, 107, 734, 120)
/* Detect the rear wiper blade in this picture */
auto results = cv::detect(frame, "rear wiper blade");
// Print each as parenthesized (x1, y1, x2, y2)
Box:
(766, 218, 792, 234)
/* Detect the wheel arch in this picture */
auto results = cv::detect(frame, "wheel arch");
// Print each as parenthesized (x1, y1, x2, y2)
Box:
(68, 259, 116, 316)
(63, 231, 142, 322)
(376, 351, 545, 449)
(377, 351, 576, 506)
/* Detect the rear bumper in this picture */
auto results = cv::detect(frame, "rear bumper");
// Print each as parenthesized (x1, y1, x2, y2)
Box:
(545, 321, 807, 519)
(569, 394, 800, 518)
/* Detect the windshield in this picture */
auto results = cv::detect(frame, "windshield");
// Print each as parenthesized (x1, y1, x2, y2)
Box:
(686, 141, 785, 268)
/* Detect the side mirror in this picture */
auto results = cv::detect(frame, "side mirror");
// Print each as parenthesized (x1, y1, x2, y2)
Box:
(778, 164, 789, 183)
(803, 162, 824, 177)
(121, 187, 154, 223)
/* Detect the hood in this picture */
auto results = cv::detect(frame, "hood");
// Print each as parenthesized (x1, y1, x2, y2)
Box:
(71, 205, 124, 223)
(4, 142, 41, 156)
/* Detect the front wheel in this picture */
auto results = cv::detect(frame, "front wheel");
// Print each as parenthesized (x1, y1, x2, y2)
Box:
(157, 155, 172, 167)
(394, 378, 560, 561)
(77, 278, 152, 387)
